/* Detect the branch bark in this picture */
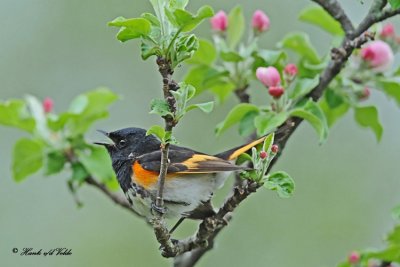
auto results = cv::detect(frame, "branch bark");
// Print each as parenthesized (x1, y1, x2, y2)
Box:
(311, 0, 354, 35)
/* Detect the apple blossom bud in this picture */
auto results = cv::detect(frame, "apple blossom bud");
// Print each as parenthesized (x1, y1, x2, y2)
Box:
(43, 97, 54, 113)
(348, 251, 360, 264)
(380, 23, 395, 38)
(284, 63, 298, 77)
(268, 86, 284, 98)
(256, 67, 281, 87)
(210, 11, 228, 32)
(260, 151, 268, 159)
(358, 87, 371, 101)
(271, 144, 279, 154)
(361, 40, 394, 72)
(252, 10, 270, 32)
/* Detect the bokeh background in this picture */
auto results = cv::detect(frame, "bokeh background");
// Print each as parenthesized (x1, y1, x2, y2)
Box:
(1, 0, 399, 266)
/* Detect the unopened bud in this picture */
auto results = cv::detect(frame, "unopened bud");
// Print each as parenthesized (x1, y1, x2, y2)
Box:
(271, 144, 279, 153)
(260, 151, 268, 159)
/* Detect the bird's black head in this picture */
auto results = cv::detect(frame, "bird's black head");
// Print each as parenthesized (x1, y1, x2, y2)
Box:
(95, 127, 160, 192)
(95, 127, 160, 163)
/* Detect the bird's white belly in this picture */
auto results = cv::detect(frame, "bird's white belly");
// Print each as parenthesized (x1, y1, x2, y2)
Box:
(126, 172, 230, 219)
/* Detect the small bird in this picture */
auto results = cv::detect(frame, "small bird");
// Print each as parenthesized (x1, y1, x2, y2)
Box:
(96, 127, 265, 224)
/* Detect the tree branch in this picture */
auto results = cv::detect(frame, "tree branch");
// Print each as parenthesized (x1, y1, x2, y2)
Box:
(311, 0, 355, 35)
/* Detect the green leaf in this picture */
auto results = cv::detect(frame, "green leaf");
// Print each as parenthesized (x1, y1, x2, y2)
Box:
(141, 13, 161, 26)
(290, 99, 329, 143)
(238, 111, 258, 137)
(220, 51, 244, 62)
(141, 42, 162, 60)
(387, 225, 400, 245)
(12, 138, 44, 182)
(379, 79, 400, 107)
(325, 88, 344, 109)
(210, 82, 236, 104)
(108, 17, 152, 42)
(45, 151, 66, 175)
(0, 99, 35, 133)
(389, 0, 400, 9)
(320, 97, 349, 127)
(262, 132, 275, 152)
(278, 32, 320, 64)
(172, 5, 214, 32)
(146, 125, 166, 141)
(290, 75, 320, 100)
(227, 6, 244, 49)
(254, 112, 289, 136)
(264, 171, 295, 198)
(367, 246, 400, 262)
(186, 39, 216, 65)
(252, 50, 287, 69)
(216, 104, 259, 136)
(76, 146, 116, 183)
(354, 106, 383, 142)
(299, 6, 344, 36)
(71, 162, 89, 182)
(150, 99, 172, 117)
(67, 88, 118, 136)
(185, 101, 214, 113)
(169, 0, 189, 9)
(184, 65, 230, 96)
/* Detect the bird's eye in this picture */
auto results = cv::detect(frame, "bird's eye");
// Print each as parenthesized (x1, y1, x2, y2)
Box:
(118, 139, 127, 147)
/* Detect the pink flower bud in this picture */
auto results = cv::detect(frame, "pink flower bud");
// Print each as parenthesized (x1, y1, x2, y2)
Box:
(348, 251, 360, 264)
(210, 11, 228, 32)
(361, 40, 394, 72)
(271, 144, 279, 153)
(284, 63, 298, 77)
(43, 97, 54, 113)
(260, 151, 268, 159)
(252, 10, 270, 32)
(256, 67, 281, 87)
(380, 23, 395, 38)
(268, 86, 284, 98)
(358, 87, 371, 101)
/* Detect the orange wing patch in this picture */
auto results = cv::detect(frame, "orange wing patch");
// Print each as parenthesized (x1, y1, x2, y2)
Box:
(228, 136, 266, 160)
(181, 154, 219, 169)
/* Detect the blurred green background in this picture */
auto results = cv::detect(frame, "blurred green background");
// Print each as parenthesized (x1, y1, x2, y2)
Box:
(1, 0, 399, 266)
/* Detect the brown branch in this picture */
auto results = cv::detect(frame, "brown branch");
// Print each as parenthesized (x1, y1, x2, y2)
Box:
(352, 0, 399, 38)
(311, 0, 355, 35)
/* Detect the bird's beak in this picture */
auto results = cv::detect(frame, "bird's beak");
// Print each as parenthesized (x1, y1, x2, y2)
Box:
(94, 129, 113, 147)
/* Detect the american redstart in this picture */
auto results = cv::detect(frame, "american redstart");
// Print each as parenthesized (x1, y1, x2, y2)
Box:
(95, 127, 265, 228)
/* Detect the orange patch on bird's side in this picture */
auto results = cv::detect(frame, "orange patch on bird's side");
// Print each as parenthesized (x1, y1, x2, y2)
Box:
(132, 161, 159, 189)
